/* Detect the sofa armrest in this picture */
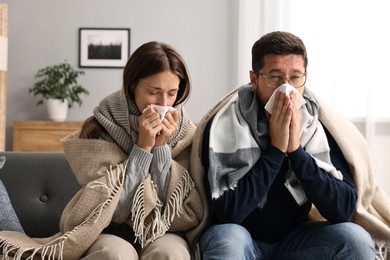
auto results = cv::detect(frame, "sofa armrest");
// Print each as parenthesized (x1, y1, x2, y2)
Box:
(0, 152, 81, 237)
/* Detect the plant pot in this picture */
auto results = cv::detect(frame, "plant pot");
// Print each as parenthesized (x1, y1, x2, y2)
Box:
(46, 98, 68, 122)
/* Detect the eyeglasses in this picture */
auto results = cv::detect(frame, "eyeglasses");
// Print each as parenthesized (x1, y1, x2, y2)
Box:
(259, 72, 307, 88)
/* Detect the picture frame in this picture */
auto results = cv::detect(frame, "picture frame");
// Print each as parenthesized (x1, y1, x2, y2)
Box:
(79, 28, 130, 68)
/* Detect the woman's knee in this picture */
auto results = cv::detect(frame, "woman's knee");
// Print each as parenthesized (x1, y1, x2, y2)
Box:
(81, 234, 138, 260)
(142, 233, 191, 260)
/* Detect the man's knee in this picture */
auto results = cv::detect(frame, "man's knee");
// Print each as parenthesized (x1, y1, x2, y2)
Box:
(200, 223, 253, 250)
(335, 222, 375, 259)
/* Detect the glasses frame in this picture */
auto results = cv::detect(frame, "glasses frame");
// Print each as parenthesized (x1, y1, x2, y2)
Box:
(259, 72, 307, 88)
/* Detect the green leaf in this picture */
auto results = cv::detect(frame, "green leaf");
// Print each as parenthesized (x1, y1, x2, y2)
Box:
(28, 61, 89, 108)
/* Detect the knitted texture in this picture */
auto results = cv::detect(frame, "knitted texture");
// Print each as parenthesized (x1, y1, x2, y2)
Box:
(0, 88, 204, 259)
(91, 87, 201, 247)
(93, 88, 189, 153)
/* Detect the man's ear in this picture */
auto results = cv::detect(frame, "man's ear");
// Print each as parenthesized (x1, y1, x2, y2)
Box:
(249, 70, 258, 90)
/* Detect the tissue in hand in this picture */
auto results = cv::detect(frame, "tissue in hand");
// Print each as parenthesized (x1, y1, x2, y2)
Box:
(143, 104, 176, 120)
(264, 83, 306, 114)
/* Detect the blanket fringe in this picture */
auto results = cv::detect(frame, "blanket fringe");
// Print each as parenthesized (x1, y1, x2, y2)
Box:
(0, 235, 65, 260)
(375, 240, 390, 260)
(131, 177, 164, 248)
(162, 170, 194, 223)
(0, 163, 126, 260)
(131, 171, 194, 248)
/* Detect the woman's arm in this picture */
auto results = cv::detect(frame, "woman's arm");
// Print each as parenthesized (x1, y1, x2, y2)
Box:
(150, 144, 172, 203)
(111, 145, 152, 224)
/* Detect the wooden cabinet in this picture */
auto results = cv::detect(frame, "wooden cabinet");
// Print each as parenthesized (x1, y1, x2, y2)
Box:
(13, 120, 83, 152)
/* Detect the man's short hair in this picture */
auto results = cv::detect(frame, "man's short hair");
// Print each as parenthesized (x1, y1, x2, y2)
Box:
(251, 31, 308, 73)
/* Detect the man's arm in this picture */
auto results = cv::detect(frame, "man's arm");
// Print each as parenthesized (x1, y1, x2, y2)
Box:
(202, 118, 285, 224)
(288, 129, 357, 223)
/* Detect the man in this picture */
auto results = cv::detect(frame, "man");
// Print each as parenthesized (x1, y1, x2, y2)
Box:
(194, 31, 387, 259)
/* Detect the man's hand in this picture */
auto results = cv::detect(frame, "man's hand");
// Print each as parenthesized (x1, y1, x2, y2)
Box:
(267, 91, 293, 153)
(287, 92, 301, 153)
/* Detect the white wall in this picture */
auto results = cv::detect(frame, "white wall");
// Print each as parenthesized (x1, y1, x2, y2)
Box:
(281, 0, 390, 196)
(2, 1, 389, 196)
(2, 0, 240, 150)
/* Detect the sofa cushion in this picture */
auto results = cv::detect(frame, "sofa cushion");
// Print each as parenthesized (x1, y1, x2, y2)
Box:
(0, 152, 81, 237)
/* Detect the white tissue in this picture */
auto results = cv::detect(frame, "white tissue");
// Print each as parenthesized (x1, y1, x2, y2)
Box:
(143, 104, 176, 120)
(264, 83, 306, 114)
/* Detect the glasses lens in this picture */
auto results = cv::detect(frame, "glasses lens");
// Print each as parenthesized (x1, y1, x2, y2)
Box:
(266, 73, 306, 88)
(290, 73, 306, 88)
(266, 74, 283, 87)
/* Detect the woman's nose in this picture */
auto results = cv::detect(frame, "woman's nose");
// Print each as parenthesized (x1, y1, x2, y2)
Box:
(156, 95, 168, 107)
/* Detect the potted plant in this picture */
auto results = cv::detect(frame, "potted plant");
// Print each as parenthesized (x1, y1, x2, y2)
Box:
(29, 61, 89, 121)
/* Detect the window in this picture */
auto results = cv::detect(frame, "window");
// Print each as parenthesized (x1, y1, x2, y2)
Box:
(284, 0, 390, 119)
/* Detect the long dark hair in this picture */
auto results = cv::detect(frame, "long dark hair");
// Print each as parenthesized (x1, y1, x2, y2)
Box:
(123, 41, 191, 106)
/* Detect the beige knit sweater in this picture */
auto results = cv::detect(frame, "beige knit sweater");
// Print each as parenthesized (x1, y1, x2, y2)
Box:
(190, 87, 390, 259)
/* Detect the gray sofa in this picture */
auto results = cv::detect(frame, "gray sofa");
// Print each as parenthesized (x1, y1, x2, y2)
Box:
(0, 152, 81, 237)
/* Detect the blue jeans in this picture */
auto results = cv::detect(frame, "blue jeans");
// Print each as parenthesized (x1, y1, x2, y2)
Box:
(200, 222, 375, 260)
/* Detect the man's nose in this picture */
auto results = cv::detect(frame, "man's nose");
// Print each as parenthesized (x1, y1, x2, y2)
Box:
(283, 76, 290, 84)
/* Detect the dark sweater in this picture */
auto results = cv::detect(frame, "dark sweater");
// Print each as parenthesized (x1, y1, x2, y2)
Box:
(202, 116, 357, 243)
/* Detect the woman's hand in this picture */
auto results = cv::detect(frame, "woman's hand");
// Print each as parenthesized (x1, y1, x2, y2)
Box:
(155, 110, 178, 146)
(137, 107, 163, 152)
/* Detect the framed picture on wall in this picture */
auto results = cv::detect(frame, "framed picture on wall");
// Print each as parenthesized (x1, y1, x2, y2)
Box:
(79, 28, 130, 68)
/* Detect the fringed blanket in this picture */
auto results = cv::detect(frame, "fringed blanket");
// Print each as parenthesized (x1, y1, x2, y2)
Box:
(0, 89, 205, 259)
(0, 143, 125, 259)
(91, 89, 203, 248)
(191, 85, 390, 260)
(0, 133, 203, 260)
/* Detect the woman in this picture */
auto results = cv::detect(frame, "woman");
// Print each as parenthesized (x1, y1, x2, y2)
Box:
(72, 41, 203, 259)
(0, 42, 204, 260)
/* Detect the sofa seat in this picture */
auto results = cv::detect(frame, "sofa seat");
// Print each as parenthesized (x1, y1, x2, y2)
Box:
(0, 152, 81, 237)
